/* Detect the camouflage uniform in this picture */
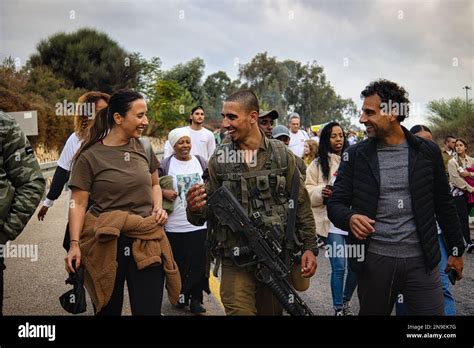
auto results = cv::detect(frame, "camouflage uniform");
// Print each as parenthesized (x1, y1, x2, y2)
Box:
(0, 111, 45, 313)
(294, 154, 307, 181)
(187, 130, 317, 315)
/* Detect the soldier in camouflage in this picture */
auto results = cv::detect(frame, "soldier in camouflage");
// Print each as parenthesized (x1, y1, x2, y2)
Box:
(186, 91, 318, 315)
(0, 111, 45, 314)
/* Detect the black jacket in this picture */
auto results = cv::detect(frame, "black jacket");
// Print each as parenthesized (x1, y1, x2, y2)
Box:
(327, 127, 465, 273)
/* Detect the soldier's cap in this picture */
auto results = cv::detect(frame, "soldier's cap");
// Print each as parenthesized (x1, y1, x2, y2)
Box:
(258, 109, 279, 120)
(272, 125, 290, 139)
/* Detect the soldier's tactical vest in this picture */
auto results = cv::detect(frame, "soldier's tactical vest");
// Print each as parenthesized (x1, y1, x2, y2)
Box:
(209, 139, 290, 257)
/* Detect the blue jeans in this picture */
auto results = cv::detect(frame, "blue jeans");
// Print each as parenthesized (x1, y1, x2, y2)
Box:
(326, 233, 358, 311)
(396, 234, 456, 315)
(437, 234, 456, 315)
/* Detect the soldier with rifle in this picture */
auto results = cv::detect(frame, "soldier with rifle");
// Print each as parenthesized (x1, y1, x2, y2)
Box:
(0, 111, 45, 315)
(186, 90, 318, 316)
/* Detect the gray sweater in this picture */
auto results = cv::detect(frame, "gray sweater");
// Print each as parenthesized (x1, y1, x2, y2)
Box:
(369, 141, 424, 258)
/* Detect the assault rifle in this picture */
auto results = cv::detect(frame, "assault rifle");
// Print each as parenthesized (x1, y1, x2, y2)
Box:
(207, 185, 314, 316)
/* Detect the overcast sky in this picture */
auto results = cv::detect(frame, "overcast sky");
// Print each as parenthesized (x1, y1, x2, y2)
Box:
(1, 0, 472, 127)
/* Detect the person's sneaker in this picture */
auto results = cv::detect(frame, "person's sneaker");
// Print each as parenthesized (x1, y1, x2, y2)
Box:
(466, 243, 474, 254)
(342, 302, 354, 316)
(174, 296, 189, 309)
(190, 299, 206, 315)
(335, 309, 344, 316)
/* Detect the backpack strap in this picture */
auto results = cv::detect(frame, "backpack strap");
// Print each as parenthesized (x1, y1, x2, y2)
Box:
(158, 155, 173, 177)
(138, 137, 154, 165)
(194, 154, 208, 172)
(268, 139, 289, 170)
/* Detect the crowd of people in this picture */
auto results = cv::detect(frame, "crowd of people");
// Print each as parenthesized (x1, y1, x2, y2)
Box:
(0, 78, 472, 316)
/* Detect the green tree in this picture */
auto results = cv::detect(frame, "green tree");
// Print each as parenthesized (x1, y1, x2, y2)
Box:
(162, 58, 205, 103)
(28, 28, 143, 93)
(428, 97, 474, 151)
(0, 57, 82, 151)
(134, 55, 163, 98)
(428, 98, 473, 126)
(283, 60, 357, 128)
(239, 52, 289, 118)
(146, 80, 194, 136)
(202, 71, 239, 122)
(239, 52, 356, 128)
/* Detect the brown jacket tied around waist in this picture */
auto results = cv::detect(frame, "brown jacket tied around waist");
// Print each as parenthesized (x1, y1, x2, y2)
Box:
(80, 210, 181, 312)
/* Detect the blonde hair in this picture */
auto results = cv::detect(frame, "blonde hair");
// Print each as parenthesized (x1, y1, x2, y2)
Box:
(74, 91, 110, 141)
(303, 139, 318, 165)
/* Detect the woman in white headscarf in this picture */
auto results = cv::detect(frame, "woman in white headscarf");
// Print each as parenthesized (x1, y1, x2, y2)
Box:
(158, 127, 210, 315)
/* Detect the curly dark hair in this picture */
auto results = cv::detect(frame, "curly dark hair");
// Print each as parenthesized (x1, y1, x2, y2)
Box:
(318, 122, 347, 181)
(361, 79, 410, 122)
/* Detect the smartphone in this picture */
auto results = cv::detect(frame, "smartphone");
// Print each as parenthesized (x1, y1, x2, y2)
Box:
(448, 268, 458, 286)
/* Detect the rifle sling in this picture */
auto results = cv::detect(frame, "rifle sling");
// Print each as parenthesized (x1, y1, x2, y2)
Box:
(285, 166, 300, 260)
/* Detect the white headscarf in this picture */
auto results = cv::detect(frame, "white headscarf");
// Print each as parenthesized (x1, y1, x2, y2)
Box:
(168, 127, 191, 153)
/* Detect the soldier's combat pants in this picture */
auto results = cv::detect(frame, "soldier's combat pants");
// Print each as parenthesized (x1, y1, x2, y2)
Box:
(220, 259, 283, 315)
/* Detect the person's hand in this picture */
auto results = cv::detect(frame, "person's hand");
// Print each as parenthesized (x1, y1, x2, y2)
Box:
(445, 256, 463, 281)
(349, 214, 375, 240)
(186, 184, 207, 212)
(321, 187, 333, 198)
(300, 250, 317, 278)
(153, 207, 168, 226)
(162, 189, 178, 201)
(65, 242, 81, 273)
(37, 206, 49, 221)
(460, 171, 470, 178)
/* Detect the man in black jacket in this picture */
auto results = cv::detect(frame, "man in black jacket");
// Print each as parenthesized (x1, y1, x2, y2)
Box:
(327, 79, 465, 315)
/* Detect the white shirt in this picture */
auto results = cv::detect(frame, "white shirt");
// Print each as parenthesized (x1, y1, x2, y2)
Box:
(164, 156, 207, 233)
(164, 126, 216, 160)
(328, 222, 348, 236)
(57, 132, 82, 170)
(289, 130, 309, 158)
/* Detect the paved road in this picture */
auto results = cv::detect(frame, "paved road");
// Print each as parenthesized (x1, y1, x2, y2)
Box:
(3, 192, 474, 316)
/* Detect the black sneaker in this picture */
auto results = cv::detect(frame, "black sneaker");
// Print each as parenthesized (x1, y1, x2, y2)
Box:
(342, 302, 354, 316)
(467, 243, 474, 254)
(190, 299, 206, 315)
(174, 296, 189, 309)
